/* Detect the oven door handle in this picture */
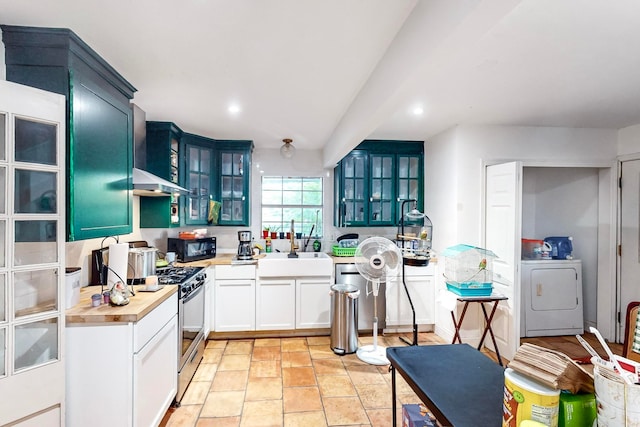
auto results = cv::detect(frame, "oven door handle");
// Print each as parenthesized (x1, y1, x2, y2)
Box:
(182, 282, 205, 304)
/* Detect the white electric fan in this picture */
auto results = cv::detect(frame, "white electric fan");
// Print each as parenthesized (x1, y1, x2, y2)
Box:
(354, 236, 402, 365)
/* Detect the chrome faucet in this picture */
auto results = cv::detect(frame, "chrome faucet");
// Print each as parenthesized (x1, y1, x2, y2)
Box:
(288, 219, 299, 258)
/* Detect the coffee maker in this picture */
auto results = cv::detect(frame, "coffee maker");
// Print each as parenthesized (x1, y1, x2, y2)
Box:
(237, 230, 253, 260)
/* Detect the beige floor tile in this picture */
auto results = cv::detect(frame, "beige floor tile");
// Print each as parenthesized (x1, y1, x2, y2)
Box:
(341, 352, 368, 366)
(281, 338, 308, 352)
(245, 377, 283, 401)
(312, 359, 347, 376)
(308, 344, 338, 359)
(283, 386, 322, 412)
(282, 366, 317, 387)
(322, 396, 370, 425)
(355, 383, 392, 409)
(201, 391, 245, 418)
(219, 354, 252, 371)
(181, 380, 212, 405)
(306, 336, 330, 346)
(212, 370, 249, 392)
(281, 351, 311, 367)
(346, 364, 387, 386)
(254, 338, 281, 347)
(366, 408, 393, 427)
(252, 346, 282, 361)
(206, 339, 228, 349)
(225, 340, 254, 355)
(193, 363, 219, 382)
(196, 416, 240, 427)
(250, 360, 282, 378)
(283, 410, 328, 427)
(240, 400, 283, 427)
(162, 404, 202, 427)
(317, 375, 357, 397)
(203, 347, 224, 363)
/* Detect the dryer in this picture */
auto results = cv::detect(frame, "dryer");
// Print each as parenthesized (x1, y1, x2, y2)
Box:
(521, 260, 584, 337)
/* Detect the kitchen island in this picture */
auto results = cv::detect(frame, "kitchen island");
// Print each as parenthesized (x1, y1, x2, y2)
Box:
(66, 285, 178, 427)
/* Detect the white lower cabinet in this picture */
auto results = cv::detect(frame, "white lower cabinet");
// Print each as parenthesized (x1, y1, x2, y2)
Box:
(296, 278, 333, 328)
(386, 265, 435, 328)
(214, 265, 256, 332)
(257, 278, 296, 330)
(66, 293, 178, 427)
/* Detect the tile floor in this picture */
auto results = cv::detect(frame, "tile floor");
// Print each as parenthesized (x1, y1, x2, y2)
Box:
(160, 332, 447, 427)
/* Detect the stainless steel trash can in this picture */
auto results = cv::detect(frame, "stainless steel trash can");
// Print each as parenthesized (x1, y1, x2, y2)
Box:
(330, 284, 359, 355)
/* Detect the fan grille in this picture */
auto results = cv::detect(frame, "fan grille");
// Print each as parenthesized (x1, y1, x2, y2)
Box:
(354, 237, 401, 281)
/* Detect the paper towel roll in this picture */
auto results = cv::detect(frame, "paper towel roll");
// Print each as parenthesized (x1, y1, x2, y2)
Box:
(107, 243, 129, 290)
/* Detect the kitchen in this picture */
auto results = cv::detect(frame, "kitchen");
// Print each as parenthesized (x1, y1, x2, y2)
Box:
(1, 1, 640, 426)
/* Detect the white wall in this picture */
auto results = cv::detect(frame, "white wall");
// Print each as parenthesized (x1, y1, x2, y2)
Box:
(618, 123, 640, 156)
(427, 125, 618, 251)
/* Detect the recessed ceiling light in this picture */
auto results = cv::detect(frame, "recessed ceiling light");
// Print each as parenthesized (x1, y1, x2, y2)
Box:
(412, 106, 424, 116)
(228, 104, 241, 114)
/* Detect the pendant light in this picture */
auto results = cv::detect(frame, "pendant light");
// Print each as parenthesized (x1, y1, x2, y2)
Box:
(280, 138, 296, 159)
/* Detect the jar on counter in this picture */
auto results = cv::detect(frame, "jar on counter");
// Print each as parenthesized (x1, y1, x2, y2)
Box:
(91, 294, 101, 307)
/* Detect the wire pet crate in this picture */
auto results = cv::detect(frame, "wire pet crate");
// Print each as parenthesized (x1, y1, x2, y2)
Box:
(442, 244, 497, 296)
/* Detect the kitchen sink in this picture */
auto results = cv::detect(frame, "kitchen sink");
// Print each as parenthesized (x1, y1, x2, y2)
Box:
(257, 252, 332, 277)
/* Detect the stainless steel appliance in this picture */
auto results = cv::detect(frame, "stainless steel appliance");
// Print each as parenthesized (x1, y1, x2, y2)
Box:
(167, 236, 216, 262)
(335, 264, 386, 331)
(237, 230, 253, 260)
(128, 246, 157, 284)
(156, 266, 206, 404)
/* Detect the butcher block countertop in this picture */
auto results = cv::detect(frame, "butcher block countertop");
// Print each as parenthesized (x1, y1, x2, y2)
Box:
(66, 284, 177, 325)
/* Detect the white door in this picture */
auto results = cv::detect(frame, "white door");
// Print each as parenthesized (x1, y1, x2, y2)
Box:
(484, 161, 521, 361)
(619, 159, 640, 339)
(0, 81, 66, 425)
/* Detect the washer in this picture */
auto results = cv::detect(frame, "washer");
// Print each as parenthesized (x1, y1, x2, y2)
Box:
(521, 260, 584, 337)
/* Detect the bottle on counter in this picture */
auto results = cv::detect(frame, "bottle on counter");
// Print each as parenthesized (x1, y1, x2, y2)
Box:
(265, 237, 272, 253)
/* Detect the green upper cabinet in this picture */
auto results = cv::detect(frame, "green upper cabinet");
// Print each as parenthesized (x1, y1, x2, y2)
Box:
(140, 122, 183, 228)
(334, 140, 423, 227)
(141, 129, 252, 227)
(2, 25, 136, 241)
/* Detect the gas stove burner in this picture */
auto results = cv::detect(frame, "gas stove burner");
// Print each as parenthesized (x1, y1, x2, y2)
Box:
(156, 266, 203, 285)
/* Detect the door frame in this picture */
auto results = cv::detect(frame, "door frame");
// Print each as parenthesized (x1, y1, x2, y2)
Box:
(481, 159, 617, 350)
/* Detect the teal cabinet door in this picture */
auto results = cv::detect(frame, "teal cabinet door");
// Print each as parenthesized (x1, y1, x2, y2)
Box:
(68, 72, 133, 240)
(216, 141, 252, 226)
(337, 151, 368, 227)
(184, 142, 213, 226)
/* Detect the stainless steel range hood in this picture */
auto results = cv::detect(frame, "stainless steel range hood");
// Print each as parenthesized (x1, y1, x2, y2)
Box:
(132, 104, 189, 197)
(132, 167, 189, 196)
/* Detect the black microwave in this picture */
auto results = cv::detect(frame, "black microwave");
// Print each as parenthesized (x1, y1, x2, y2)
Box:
(168, 237, 216, 262)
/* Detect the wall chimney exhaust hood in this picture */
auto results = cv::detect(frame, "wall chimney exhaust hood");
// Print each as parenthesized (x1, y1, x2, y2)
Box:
(132, 167, 189, 196)
(131, 104, 189, 196)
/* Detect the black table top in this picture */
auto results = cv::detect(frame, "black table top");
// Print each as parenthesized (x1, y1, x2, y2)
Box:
(387, 344, 504, 427)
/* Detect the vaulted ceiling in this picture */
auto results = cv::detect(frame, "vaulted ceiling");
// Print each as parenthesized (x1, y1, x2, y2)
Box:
(2, 0, 640, 167)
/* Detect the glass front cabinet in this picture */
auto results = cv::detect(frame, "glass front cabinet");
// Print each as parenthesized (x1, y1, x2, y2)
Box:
(334, 140, 424, 227)
(0, 81, 66, 425)
(142, 132, 253, 227)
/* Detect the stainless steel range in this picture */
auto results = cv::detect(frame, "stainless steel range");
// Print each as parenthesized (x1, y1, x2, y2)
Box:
(156, 266, 206, 404)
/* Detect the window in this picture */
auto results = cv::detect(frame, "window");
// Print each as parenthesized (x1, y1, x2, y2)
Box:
(262, 177, 323, 237)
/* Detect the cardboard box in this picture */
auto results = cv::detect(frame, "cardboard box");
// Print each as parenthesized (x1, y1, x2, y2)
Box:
(402, 404, 436, 427)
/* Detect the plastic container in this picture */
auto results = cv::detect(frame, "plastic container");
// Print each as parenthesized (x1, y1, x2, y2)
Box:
(332, 245, 356, 257)
(503, 367, 560, 427)
(91, 294, 101, 307)
(65, 267, 81, 309)
(522, 239, 544, 259)
(329, 284, 359, 355)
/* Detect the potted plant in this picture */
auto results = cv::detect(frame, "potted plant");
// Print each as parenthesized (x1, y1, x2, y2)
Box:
(262, 226, 270, 239)
(270, 227, 278, 239)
